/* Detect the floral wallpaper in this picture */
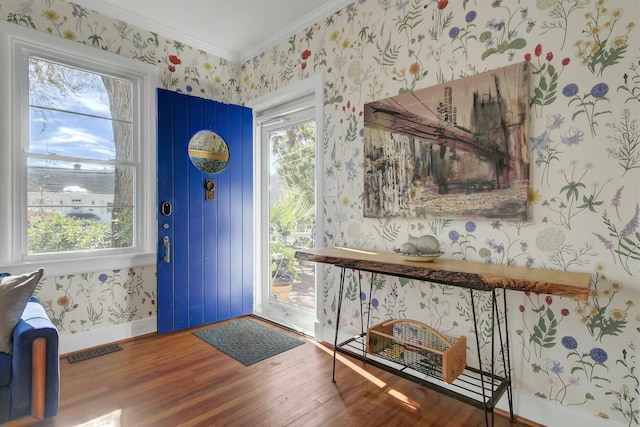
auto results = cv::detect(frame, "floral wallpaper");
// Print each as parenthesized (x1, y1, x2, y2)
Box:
(1, 0, 241, 103)
(35, 268, 157, 334)
(0, 0, 240, 337)
(242, 0, 639, 425)
(1, 0, 639, 425)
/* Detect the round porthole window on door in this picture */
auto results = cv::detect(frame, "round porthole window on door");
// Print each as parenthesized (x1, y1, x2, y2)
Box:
(187, 130, 230, 173)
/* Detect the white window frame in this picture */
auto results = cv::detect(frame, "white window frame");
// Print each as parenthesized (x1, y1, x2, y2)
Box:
(0, 21, 158, 275)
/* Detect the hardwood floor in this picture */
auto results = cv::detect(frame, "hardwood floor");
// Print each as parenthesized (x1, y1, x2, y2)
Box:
(6, 317, 539, 427)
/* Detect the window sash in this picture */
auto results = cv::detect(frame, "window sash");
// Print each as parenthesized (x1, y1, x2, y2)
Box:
(25, 56, 138, 256)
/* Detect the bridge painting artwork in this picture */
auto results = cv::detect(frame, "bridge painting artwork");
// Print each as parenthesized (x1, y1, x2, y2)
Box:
(363, 61, 531, 220)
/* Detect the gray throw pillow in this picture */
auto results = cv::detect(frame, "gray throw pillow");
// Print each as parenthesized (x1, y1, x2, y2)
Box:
(0, 268, 45, 354)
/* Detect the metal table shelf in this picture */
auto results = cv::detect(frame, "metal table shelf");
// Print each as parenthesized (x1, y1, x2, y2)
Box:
(336, 333, 510, 412)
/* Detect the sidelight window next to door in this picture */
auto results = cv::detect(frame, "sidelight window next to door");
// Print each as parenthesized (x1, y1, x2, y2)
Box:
(258, 107, 316, 335)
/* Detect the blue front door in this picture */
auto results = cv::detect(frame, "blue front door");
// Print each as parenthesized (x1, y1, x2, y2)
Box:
(156, 89, 253, 333)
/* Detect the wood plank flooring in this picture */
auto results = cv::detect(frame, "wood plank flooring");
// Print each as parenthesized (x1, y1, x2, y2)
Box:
(5, 317, 539, 427)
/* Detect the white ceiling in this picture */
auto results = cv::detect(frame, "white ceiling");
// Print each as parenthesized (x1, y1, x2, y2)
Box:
(74, 0, 353, 63)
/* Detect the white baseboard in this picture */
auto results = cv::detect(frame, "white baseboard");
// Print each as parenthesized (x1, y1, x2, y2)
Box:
(497, 391, 624, 427)
(322, 325, 354, 345)
(313, 320, 323, 341)
(59, 316, 157, 355)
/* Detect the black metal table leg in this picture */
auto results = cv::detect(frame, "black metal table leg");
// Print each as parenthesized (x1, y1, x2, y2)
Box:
(470, 288, 491, 427)
(332, 267, 347, 383)
(496, 289, 514, 421)
(490, 289, 496, 427)
(358, 270, 364, 342)
(366, 273, 374, 340)
(361, 272, 376, 359)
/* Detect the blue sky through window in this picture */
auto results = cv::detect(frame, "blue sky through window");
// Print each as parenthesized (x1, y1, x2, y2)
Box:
(28, 57, 132, 166)
(29, 107, 121, 160)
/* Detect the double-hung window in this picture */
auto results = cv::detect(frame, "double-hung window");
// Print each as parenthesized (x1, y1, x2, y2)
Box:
(0, 21, 157, 274)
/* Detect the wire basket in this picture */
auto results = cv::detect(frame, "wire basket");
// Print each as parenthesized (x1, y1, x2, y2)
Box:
(366, 319, 466, 384)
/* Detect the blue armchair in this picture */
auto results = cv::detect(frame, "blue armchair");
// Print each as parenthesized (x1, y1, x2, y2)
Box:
(0, 297, 59, 423)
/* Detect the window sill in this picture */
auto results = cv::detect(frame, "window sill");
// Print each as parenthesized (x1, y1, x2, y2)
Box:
(0, 252, 156, 276)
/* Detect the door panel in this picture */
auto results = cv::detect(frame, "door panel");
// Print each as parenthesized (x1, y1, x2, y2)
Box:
(156, 89, 175, 333)
(216, 102, 231, 322)
(187, 96, 205, 326)
(230, 104, 254, 318)
(157, 89, 253, 334)
(202, 98, 219, 325)
(170, 91, 190, 331)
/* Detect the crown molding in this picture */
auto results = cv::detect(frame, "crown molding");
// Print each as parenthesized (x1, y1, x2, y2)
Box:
(74, 0, 237, 60)
(73, 0, 354, 64)
(238, 0, 354, 63)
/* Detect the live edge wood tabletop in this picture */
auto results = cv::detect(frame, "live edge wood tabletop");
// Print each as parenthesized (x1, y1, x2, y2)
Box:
(294, 246, 591, 301)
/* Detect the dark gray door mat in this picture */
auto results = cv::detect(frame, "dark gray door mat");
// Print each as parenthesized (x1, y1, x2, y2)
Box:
(66, 343, 123, 363)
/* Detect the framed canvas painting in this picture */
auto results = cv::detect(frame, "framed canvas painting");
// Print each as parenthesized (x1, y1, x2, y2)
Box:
(363, 61, 531, 220)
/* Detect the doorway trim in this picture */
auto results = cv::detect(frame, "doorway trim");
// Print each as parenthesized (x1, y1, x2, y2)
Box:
(247, 73, 324, 340)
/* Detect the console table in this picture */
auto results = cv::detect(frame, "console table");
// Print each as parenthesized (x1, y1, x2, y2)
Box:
(295, 246, 591, 426)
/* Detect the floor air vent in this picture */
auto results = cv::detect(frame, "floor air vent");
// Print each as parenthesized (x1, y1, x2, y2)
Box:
(67, 344, 123, 363)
